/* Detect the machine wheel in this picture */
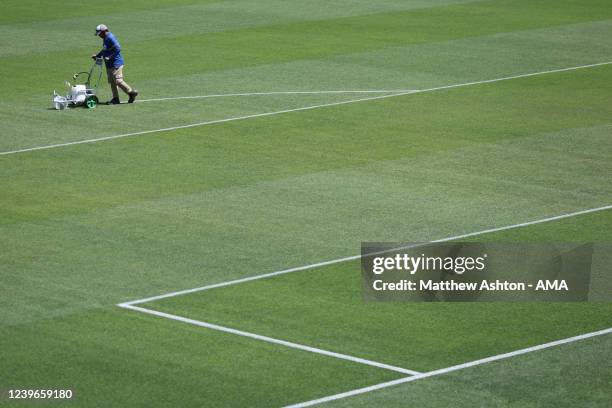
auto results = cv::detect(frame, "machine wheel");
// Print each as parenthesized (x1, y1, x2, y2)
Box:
(85, 95, 98, 109)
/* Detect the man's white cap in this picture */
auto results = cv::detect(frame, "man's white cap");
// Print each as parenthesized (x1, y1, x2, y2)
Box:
(95, 24, 108, 35)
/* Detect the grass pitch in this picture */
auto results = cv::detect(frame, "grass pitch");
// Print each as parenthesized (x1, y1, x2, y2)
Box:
(1, 0, 611, 407)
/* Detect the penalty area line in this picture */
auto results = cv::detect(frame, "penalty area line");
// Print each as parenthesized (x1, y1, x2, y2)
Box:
(284, 327, 612, 407)
(120, 203, 612, 306)
(1, 60, 611, 157)
(118, 303, 422, 376)
(116, 204, 612, 403)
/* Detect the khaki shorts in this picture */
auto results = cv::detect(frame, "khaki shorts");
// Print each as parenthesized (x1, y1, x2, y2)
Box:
(106, 65, 124, 84)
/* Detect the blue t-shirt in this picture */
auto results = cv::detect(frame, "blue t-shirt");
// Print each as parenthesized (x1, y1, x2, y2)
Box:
(97, 32, 125, 68)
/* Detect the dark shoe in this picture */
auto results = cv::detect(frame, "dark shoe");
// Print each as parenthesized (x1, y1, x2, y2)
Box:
(128, 90, 139, 103)
(107, 97, 120, 105)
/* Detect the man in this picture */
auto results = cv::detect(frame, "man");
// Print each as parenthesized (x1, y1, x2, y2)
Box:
(92, 24, 138, 104)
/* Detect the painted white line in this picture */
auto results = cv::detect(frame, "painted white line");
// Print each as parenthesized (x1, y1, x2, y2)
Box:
(120, 204, 612, 306)
(118, 303, 422, 376)
(2, 60, 611, 157)
(137, 90, 412, 103)
(0, 91, 415, 157)
(284, 327, 612, 407)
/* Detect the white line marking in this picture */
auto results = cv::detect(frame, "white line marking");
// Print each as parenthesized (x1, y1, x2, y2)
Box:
(118, 303, 421, 376)
(283, 327, 612, 407)
(116, 205, 612, 400)
(1, 92, 416, 157)
(2, 60, 611, 157)
(137, 90, 412, 103)
(120, 204, 612, 306)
